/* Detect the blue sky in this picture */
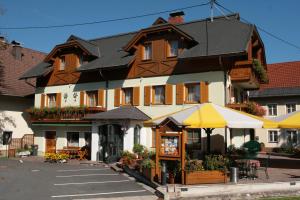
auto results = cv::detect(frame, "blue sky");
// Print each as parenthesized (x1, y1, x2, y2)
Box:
(1, 0, 300, 64)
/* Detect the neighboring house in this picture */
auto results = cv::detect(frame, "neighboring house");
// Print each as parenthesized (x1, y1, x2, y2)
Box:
(0, 37, 46, 155)
(21, 12, 267, 161)
(250, 61, 300, 150)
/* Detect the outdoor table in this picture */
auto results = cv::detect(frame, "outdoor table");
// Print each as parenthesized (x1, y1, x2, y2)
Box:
(235, 159, 260, 179)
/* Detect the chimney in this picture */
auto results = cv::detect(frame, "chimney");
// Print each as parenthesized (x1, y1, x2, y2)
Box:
(168, 11, 185, 24)
(0, 36, 5, 43)
(11, 40, 22, 60)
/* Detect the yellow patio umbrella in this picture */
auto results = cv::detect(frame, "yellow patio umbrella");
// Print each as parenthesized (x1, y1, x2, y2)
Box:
(274, 110, 300, 128)
(145, 103, 278, 152)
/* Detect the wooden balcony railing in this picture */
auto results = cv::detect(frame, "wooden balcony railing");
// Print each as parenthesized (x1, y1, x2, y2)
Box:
(27, 106, 106, 122)
(226, 103, 247, 112)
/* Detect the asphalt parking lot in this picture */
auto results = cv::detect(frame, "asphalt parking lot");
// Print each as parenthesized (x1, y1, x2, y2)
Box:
(0, 158, 155, 200)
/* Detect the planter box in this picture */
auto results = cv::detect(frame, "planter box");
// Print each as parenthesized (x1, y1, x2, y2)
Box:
(142, 167, 156, 181)
(184, 170, 227, 185)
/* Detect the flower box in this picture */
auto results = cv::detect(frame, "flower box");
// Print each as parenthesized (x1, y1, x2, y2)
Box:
(184, 170, 227, 185)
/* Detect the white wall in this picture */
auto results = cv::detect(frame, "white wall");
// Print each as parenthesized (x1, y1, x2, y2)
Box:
(0, 96, 34, 151)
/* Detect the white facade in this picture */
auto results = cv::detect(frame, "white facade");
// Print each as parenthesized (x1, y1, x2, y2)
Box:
(0, 95, 34, 151)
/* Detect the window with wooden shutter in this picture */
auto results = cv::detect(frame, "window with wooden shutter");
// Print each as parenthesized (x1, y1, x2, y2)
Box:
(200, 81, 209, 103)
(86, 91, 98, 107)
(176, 83, 184, 105)
(47, 93, 57, 108)
(114, 88, 121, 107)
(165, 84, 173, 105)
(133, 87, 140, 106)
(56, 93, 61, 108)
(40, 94, 45, 109)
(144, 86, 151, 106)
(80, 91, 85, 106)
(152, 85, 165, 104)
(98, 89, 104, 107)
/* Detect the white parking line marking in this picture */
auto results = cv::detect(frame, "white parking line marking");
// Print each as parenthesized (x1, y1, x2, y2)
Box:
(56, 174, 118, 178)
(54, 179, 131, 186)
(57, 168, 110, 172)
(51, 190, 146, 198)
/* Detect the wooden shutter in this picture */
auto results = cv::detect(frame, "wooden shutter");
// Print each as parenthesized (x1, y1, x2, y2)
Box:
(114, 88, 121, 107)
(40, 94, 45, 109)
(80, 91, 85, 106)
(165, 84, 173, 105)
(98, 89, 104, 107)
(56, 93, 61, 108)
(176, 83, 184, 105)
(200, 81, 209, 103)
(144, 86, 151, 106)
(133, 87, 140, 106)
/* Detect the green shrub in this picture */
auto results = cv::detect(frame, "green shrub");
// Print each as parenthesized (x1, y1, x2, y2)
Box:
(132, 144, 145, 156)
(141, 158, 155, 169)
(203, 154, 228, 171)
(185, 159, 204, 172)
(253, 59, 268, 83)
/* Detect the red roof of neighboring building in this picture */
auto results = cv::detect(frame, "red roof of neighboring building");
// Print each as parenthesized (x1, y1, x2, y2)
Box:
(260, 61, 300, 89)
(0, 41, 46, 97)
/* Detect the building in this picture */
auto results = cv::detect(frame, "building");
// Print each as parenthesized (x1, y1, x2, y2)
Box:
(21, 12, 267, 161)
(0, 37, 46, 155)
(250, 61, 300, 150)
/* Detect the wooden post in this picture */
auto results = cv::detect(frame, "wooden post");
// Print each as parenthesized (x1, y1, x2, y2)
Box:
(181, 128, 186, 184)
(155, 126, 160, 180)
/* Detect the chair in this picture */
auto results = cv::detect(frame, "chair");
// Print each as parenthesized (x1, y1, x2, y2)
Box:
(78, 149, 88, 160)
(255, 153, 270, 179)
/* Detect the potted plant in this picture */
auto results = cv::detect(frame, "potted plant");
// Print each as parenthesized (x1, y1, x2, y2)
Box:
(141, 158, 155, 181)
(120, 150, 136, 168)
(166, 160, 181, 184)
(132, 144, 145, 159)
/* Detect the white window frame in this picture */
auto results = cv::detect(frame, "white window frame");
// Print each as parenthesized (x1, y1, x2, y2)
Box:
(153, 85, 165, 104)
(122, 87, 133, 105)
(60, 56, 66, 70)
(286, 103, 296, 114)
(267, 104, 277, 116)
(286, 130, 298, 145)
(168, 40, 179, 57)
(185, 83, 200, 103)
(143, 43, 152, 60)
(67, 132, 80, 147)
(47, 93, 56, 108)
(268, 130, 279, 143)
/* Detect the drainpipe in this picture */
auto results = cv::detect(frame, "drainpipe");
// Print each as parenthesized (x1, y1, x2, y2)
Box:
(99, 69, 108, 109)
(219, 56, 228, 153)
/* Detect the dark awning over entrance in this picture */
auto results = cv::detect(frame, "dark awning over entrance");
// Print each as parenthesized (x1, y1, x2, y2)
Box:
(84, 106, 151, 121)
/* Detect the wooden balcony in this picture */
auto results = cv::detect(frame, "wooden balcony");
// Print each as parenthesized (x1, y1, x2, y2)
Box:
(226, 103, 247, 112)
(230, 60, 259, 89)
(27, 106, 106, 122)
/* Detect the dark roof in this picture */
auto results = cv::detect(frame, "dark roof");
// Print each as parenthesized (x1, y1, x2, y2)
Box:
(20, 62, 52, 79)
(249, 61, 300, 98)
(23, 13, 255, 76)
(67, 35, 100, 57)
(250, 87, 300, 98)
(84, 106, 151, 121)
(0, 42, 46, 96)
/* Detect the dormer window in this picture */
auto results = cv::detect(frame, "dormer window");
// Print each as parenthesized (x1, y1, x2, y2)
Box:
(78, 54, 84, 67)
(143, 43, 152, 60)
(60, 56, 66, 70)
(168, 40, 178, 57)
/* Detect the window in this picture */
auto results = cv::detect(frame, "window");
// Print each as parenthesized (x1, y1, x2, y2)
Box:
(286, 103, 296, 114)
(267, 104, 277, 116)
(186, 129, 201, 159)
(185, 83, 200, 103)
(168, 40, 178, 57)
(134, 125, 141, 145)
(60, 56, 66, 70)
(287, 130, 298, 145)
(122, 88, 133, 105)
(78, 55, 84, 67)
(143, 43, 152, 60)
(153, 85, 165, 104)
(268, 131, 278, 143)
(47, 94, 56, 108)
(86, 91, 98, 107)
(67, 132, 79, 147)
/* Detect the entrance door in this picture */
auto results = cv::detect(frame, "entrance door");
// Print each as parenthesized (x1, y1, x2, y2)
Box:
(45, 131, 56, 153)
(99, 125, 123, 163)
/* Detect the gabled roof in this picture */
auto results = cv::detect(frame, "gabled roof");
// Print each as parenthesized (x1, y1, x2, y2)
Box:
(249, 61, 300, 98)
(123, 23, 196, 52)
(152, 17, 168, 25)
(20, 62, 52, 79)
(44, 36, 100, 62)
(23, 13, 257, 76)
(84, 106, 151, 121)
(0, 42, 46, 96)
